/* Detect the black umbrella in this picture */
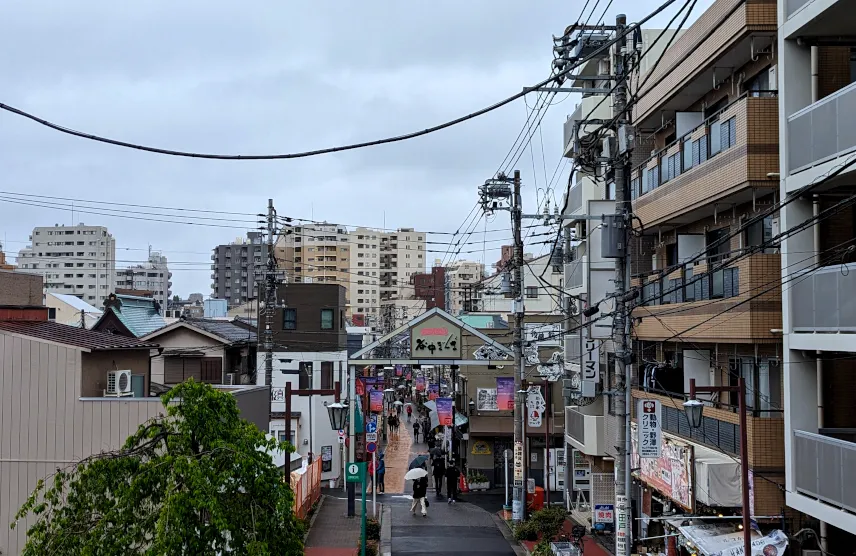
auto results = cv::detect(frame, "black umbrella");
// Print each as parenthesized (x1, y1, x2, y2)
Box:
(408, 454, 429, 470)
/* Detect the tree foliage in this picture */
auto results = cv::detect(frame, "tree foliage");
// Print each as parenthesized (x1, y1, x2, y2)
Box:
(13, 380, 304, 555)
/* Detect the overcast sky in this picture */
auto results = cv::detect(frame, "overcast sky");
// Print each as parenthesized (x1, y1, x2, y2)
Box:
(0, 0, 710, 297)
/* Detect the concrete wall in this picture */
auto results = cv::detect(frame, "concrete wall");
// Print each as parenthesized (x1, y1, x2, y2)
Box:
(81, 349, 152, 398)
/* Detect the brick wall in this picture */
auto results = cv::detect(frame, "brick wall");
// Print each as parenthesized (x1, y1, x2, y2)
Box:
(0, 271, 43, 306)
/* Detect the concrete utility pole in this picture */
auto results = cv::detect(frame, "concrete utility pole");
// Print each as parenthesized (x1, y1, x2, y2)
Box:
(263, 198, 283, 421)
(609, 15, 633, 556)
(510, 170, 527, 523)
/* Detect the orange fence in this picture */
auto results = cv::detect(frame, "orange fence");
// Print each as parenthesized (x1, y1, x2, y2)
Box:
(291, 458, 322, 519)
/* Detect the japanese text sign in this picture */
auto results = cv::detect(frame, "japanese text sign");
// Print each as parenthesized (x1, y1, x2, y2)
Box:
(637, 399, 662, 459)
(409, 314, 462, 359)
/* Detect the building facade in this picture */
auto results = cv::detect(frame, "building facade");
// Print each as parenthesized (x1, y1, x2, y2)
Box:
(445, 260, 485, 315)
(276, 223, 351, 292)
(347, 227, 382, 320)
(211, 231, 264, 306)
(412, 265, 446, 311)
(16, 224, 116, 305)
(778, 0, 856, 545)
(115, 250, 172, 309)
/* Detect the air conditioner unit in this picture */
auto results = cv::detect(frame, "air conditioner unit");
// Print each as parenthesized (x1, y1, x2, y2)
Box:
(225, 373, 238, 385)
(106, 370, 133, 397)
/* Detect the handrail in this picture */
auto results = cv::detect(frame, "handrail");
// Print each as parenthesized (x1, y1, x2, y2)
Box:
(630, 247, 777, 280)
(631, 91, 778, 175)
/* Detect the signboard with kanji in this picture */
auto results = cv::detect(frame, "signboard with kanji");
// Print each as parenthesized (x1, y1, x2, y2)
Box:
(513, 441, 524, 487)
(637, 399, 662, 459)
(582, 338, 599, 397)
(594, 504, 614, 524)
(410, 314, 462, 359)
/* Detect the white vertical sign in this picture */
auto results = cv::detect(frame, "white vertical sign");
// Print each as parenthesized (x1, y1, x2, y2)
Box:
(582, 338, 599, 397)
(616, 494, 629, 556)
(637, 399, 662, 458)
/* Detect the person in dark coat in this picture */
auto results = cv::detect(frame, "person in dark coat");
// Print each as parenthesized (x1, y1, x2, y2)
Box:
(431, 456, 445, 498)
(412, 420, 421, 443)
(410, 475, 429, 516)
(445, 461, 461, 504)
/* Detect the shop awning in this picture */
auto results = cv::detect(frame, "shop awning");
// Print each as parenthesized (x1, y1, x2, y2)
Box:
(671, 523, 789, 556)
(693, 443, 741, 508)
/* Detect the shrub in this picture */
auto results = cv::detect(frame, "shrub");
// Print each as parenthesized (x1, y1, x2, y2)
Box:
(529, 506, 567, 540)
(513, 520, 539, 542)
(359, 539, 378, 556)
(467, 472, 489, 483)
(532, 539, 554, 556)
(366, 518, 381, 541)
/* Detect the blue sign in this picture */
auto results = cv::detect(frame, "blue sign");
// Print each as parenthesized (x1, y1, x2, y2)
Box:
(365, 422, 377, 434)
(366, 441, 377, 453)
(594, 504, 614, 524)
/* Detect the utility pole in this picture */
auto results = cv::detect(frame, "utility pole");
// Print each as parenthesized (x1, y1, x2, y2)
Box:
(510, 170, 527, 523)
(262, 199, 283, 422)
(609, 15, 633, 556)
(79, 309, 86, 329)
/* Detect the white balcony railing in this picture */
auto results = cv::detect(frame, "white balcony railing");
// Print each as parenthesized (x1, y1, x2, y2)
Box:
(794, 430, 856, 513)
(788, 81, 856, 174)
(565, 406, 606, 456)
(791, 262, 856, 332)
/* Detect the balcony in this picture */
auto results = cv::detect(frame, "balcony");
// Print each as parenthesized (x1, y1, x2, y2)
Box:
(787, 82, 856, 181)
(565, 406, 606, 456)
(631, 94, 779, 228)
(784, 0, 855, 36)
(791, 262, 856, 333)
(564, 256, 585, 293)
(793, 430, 856, 514)
(563, 95, 612, 158)
(633, 253, 781, 342)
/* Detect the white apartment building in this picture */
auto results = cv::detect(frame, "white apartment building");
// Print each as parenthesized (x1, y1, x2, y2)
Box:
(115, 250, 172, 308)
(778, 0, 856, 544)
(348, 227, 382, 320)
(444, 259, 485, 315)
(16, 224, 116, 305)
(473, 254, 562, 316)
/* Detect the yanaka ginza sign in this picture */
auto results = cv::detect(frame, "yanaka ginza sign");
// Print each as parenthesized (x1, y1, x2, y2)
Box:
(410, 314, 462, 359)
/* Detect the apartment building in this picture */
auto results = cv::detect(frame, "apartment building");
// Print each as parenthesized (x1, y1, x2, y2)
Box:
(473, 254, 562, 316)
(778, 0, 856, 545)
(348, 227, 382, 320)
(211, 231, 264, 306)
(445, 260, 485, 315)
(412, 265, 447, 311)
(15, 224, 116, 305)
(114, 250, 172, 309)
(628, 0, 785, 537)
(276, 223, 351, 290)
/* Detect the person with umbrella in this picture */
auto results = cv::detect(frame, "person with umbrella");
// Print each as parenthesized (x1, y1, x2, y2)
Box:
(404, 467, 429, 517)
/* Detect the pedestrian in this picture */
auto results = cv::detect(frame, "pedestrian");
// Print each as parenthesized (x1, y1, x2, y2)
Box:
(445, 460, 461, 504)
(391, 414, 399, 439)
(406, 404, 413, 422)
(376, 453, 386, 494)
(411, 475, 429, 517)
(412, 420, 421, 444)
(426, 432, 436, 450)
(396, 402, 403, 416)
(431, 455, 445, 498)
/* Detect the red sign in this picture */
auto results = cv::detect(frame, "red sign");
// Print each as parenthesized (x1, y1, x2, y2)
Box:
(420, 327, 448, 336)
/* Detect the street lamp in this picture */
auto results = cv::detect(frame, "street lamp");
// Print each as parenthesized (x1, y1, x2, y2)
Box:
(683, 378, 750, 556)
(326, 402, 348, 431)
(468, 398, 476, 415)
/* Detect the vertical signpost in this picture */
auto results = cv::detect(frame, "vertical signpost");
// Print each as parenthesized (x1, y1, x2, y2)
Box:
(637, 399, 662, 459)
(366, 417, 378, 518)
(346, 461, 368, 556)
(513, 441, 524, 521)
(581, 338, 599, 397)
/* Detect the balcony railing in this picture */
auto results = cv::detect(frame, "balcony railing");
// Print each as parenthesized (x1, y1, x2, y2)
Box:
(788, 81, 856, 175)
(791, 262, 856, 332)
(794, 430, 856, 513)
(565, 406, 605, 455)
(566, 407, 585, 444)
(565, 257, 585, 290)
(785, 0, 811, 19)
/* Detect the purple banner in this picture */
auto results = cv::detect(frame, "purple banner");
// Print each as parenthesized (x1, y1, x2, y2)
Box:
(496, 377, 515, 411)
(370, 389, 384, 413)
(436, 397, 453, 426)
(364, 377, 381, 392)
(428, 383, 439, 400)
(395, 364, 404, 377)
(415, 377, 426, 391)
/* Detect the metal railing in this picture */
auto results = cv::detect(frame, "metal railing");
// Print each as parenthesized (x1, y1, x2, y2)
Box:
(794, 430, 856, 513)
(791, 262, 856, 332)
(566, 258, 585, 289)
(566, 407, 586, 444)
(788, 81, 856, 174)
(568, 183, 583, 215)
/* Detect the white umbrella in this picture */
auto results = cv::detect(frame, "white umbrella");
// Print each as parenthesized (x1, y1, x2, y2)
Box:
(404, 468, 428, 480)
(393, 400, 404, 406)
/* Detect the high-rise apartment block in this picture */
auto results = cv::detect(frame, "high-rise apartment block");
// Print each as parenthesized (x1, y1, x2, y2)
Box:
(276, 223, 351, 289)
(16, 224, 116, 305)
(444, 260, 485, 315)
(114, 250, 172, 309)
(210, 232, 264, 307)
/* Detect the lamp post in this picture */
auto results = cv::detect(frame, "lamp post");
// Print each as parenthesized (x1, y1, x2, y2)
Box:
(468, 398, 475, 415)
(683, 378, 751, 556)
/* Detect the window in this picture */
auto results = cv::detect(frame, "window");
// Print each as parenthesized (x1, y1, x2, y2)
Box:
(666, 243, 678, 267)
(525, 286, 539, 299)
(283, 308, 297, 330)
(321, 308, 334, 330)
(705, 228, 730, 263)
(682, 137, 693, 171)
(630, 177, 641, 200)
(746, 215, 774, 252)
(299, 362, 312, 390)
(710, 269, 725, 299)
(684, 268, 695, 302)
(709, 119, 722, 156)
(321, 362, 334, 390)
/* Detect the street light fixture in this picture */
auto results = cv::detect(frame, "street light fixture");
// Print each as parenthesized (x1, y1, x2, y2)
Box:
(468, 398, 476, 414)
(683, 378, 750, 556)
(326, 402, 347, 431)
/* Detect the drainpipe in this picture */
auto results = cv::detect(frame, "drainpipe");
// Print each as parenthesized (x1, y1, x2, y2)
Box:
(813, 193, 828, 554)
(811, 46, 819, 103)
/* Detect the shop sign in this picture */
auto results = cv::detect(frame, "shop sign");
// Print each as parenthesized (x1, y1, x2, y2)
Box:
(594, 504, 614, 524)
(631, 424, 693, 509)
(513, 441, 524, 486)
(471, 440, 492, 455)
(410, 314, 462, 359)
(582, 338, 599, 397)
(637, 399, 662, 458)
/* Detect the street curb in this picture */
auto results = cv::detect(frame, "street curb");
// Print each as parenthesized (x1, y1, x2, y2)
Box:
(493, 513, 528, 556)
(380, 504, 392, 556)
(304, 494, 326, 544)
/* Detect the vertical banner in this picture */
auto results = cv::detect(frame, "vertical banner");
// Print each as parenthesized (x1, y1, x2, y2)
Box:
(395, 365, 403, 377)
(406, 371, 412, 380)
(616, 494, 629, 556)
(436, 397, 453, 426)
(496, 377, 515, 410)
(369, 389, 384, 413)
(637, 399, 662, 458)
(428, 383, 439, 400)
(582, 338, 599, 397)
(415, 377, 426, 391)
(356, 378, 366, 396)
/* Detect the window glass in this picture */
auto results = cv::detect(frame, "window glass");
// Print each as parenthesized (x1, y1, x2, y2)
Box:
(283, 308, 297, 330)
(321, 308, 334, 330)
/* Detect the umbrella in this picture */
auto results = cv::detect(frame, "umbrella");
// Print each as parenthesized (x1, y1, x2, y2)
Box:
(393, 400, 404, 406)
(408, 454, 429, 470)
(397, 385, 407, 389)
(404, 468, 428, 480)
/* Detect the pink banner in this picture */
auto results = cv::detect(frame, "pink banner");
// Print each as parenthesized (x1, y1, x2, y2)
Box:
(369, 389, 384, 413)
(428, 383, 439, 401)
(436, 397, 453, 426)
(496, 377, 515, 411)
(415, 377, 426, 391)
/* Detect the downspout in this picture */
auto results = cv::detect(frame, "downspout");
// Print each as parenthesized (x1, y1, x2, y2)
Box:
(813, 193, 828, 553)
(811, 46, 820, 104)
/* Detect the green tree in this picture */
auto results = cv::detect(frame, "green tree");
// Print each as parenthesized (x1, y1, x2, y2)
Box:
(13, 380, 304, 555)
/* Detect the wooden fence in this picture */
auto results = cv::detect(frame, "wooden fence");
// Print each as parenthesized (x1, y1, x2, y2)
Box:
(291, 458, 322, 519)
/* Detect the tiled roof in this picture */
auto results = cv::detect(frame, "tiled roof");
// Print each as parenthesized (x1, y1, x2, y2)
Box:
(0, 320, 159, 350)
(109, 295, 166, 337)
(184, 319, 257, 343)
